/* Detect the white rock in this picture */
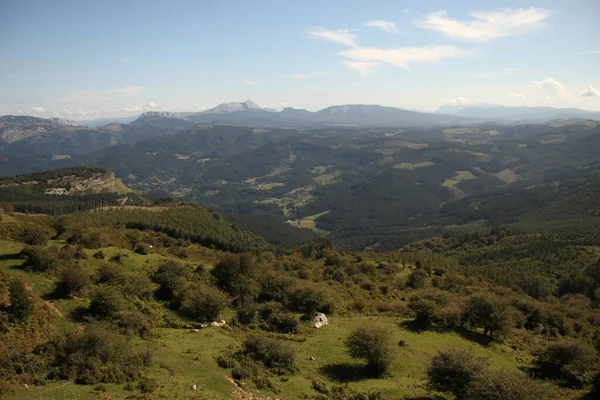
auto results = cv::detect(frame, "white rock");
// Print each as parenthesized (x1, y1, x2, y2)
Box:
(312, 313, 328, 329)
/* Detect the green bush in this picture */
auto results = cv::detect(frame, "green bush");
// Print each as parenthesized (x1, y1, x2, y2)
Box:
(406, 269, 428, 289)
(54, 264, 90, 298)
(134, 243, 149, 255)
(287, 285, 335, 317)
(427, 349, 487, 398)
(345, 324, 397, 377)
(14, 223, 49, 246)
(465, 368, 552, 400)
(8, 278, 34, 322)
(152, 260, 191, 301)
(212, 253, 261, 306)
(19, 245, 58, 272)
(137, 378, 159, 393)
(88, 285, 126, 319)
(533, 340, 599, 387)
(242, 335, 296, 375)
(55, 323, 152, 384)
(177, 283, 230, 322)
(93, 250, 105, 259)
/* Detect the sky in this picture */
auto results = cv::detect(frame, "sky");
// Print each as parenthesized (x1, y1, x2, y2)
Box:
(1, 0, 599, 120)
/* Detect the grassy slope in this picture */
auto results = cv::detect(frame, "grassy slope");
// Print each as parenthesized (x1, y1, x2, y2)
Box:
(0, 238, 542, 400)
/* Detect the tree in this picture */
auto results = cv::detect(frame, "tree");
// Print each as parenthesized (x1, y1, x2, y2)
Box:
(408, 297, 438, 330)
(14, 223, 49, 246)
(465, 368, 552, 400)
(212, 253, 260, 306)
(533, 340, 599, 387)
(177, 283, 230, 322)
(51, 216, 68, 239)
(427, 349, 487, 398)
(8, 278, 34, 322)
(462, 294, 512, 338)
(345, 324, 397, 377)
(152, 260, 191, 301)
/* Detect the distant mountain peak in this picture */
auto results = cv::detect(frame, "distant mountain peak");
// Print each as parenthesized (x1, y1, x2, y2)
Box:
(136, 111, 177, 120)
(204, 100, 262, 114)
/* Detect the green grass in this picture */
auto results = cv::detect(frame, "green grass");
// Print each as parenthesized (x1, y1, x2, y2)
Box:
(442, 179, 459, 188)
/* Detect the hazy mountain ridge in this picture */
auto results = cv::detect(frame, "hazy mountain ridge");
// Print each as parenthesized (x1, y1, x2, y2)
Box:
(436, 104, 600, 122)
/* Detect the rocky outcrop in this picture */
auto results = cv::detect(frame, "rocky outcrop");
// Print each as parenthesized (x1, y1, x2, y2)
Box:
(41, 172, 130, 195)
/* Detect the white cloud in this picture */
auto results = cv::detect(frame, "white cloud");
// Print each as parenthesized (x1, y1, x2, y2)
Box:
(307, 27, 357, 47)
(339, 45, 471, 71)
(60, 108, 73, 115)
(581, 86, 600, 97)
(31, 106, 45, 113)
(193, 104, 207, 111)
(146, 101, 159, 108)
(364, 19, 401, 34)
(416, 7, 551, 41)
(502, 67, 519, 74)
(283, 70, 328, 79)
(509, 93, 527, 101)
(243, 80, 260, 86)
(108, 86, 146, 94)
(530, 77, 571, 100)
(341, 61, 378, 75)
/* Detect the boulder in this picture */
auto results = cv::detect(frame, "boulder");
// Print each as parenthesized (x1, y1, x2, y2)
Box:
(312, 313, 328, 329)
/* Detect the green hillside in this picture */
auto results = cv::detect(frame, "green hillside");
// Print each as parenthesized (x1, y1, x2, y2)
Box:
(1, 182, 599, 399)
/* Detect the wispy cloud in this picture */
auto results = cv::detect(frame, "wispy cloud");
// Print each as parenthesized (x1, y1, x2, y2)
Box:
(531, 77, 571, 100)
(364, 19, 401, 34)
(108, 86, 146, 94)
(341, 61, 378, 76)
(283, 70, 328, 79)
(243, 80, 260, 86)
(339, 45, 471, 71)
(31, 106, 45, 113)
(307, 27, 357, 47)
(581, 86, 600, 97)
(416, 7, 551, 41)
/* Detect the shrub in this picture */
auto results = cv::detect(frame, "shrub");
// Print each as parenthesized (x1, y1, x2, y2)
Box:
(177, 283, 230, 322)
(134, 243, 149, 255)
(55, 323, 152, 384)
(406, 269, 428, 289)
(20, 245, 58, 272)
(465, 368, 552, 400)
(427, 349, 487, 398)
(88, 286, 126, 319)
(533, 340, 599, 387)
(287, 285, 335, 317)
(212, 253, 261, 306)
(152, 261, 191, 301)
(14, 223, 49, 246)
(242, 335, 296, 375)
(408, 298, 438, 330)
(54, 264, 90, 298)
(8, 278, 34, 322)
(268, 313, 300, 334)
(137, 378, 158, 393)
(345, 324, 397, 378)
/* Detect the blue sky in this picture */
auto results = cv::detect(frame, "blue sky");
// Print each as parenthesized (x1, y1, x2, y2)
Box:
(1, 0, 599, 120)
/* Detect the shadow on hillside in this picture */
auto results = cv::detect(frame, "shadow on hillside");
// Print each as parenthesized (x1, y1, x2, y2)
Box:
(0, 252, 21, 261)
(320, 362, 370, 383)
(455, 328, 495, 347)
